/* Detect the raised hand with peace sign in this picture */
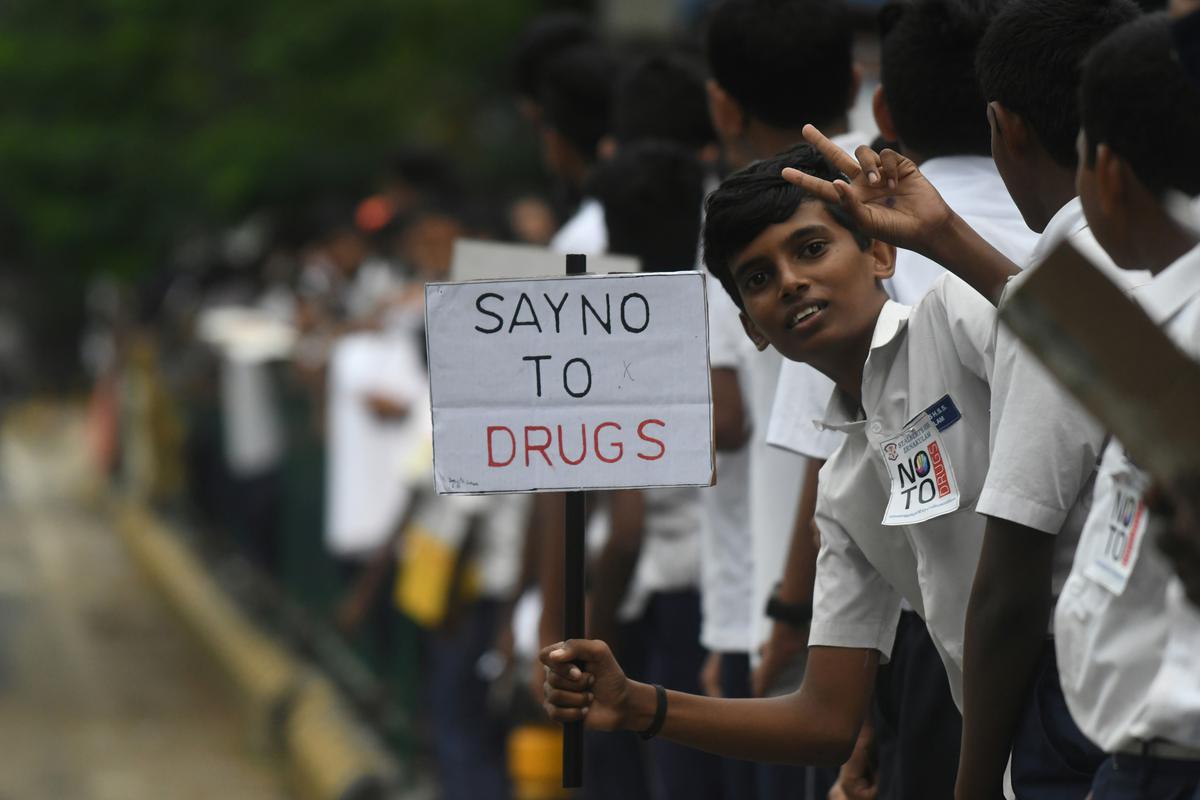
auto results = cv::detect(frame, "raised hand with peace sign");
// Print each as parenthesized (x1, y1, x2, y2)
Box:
(785, 125, 1020, 305)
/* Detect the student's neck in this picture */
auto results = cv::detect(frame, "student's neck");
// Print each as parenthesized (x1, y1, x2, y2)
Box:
(811, 297, 886, 407)
(743, 117, 851, 165)
(1128, 207, 1200, 275)
(1028, 163, 1078, 233)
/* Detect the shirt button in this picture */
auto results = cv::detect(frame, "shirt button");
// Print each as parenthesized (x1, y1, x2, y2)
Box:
(870, 422, 882, 434)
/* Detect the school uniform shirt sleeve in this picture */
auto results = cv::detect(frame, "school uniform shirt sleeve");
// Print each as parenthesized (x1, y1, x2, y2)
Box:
(977, 307, 1104, 534)
(926, 274, 996, 384)
(809, 491, 903, 660)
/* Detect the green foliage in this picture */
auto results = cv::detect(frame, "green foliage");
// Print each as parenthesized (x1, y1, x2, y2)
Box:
(0, 0, 542, 279)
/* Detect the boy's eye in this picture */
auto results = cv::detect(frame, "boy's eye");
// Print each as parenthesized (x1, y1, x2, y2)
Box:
(801, 240, 827, 258)
(744, 270, 767, 290)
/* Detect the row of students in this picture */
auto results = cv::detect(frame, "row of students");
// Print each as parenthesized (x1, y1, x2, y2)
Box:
(541, 3, 1200, 800)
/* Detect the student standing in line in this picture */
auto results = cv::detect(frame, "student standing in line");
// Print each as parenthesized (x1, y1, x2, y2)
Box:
(1051, 16, 1200, 799)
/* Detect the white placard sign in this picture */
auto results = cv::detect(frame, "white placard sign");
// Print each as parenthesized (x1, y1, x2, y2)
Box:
(426, 271, 714, 494)
(451, 238, 639, 282)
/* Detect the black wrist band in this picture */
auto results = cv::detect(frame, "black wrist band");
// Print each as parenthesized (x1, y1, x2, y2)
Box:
(638, 684, 668, 740)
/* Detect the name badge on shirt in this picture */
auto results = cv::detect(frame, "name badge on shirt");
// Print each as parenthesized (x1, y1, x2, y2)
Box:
(878, 397, 961, 526)
(1083, 471, 1150, 595)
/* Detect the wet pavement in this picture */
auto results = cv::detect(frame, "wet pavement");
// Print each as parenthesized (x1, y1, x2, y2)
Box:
(0, 404, 292, 800)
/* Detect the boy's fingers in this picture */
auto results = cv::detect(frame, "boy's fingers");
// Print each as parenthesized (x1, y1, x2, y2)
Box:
(781, 168, 841, 204)
(802, 124, 862, 178)
(546, 671, 591, 692)
(854, 145, 883, 185)
(545, 687, 593, 708)
(544, 703, 589, 723)
(879, 149, 902, 189)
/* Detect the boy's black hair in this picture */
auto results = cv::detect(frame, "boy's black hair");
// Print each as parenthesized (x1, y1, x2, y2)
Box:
(879, 0, 998, 159)
(976, 0, 1141, 169)
(511, 13, 595, 100)
(538, 43, 617, 164)
(612, 53, 717, 151)
(593, 141, 706, 272)
(1081, 14, 1200, 197)
(703, 143, 871, 308)
(705, 0, 854, 131)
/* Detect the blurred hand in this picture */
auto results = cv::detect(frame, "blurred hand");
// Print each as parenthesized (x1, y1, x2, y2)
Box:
(363, 392, 409, 420)
(540, 639, 630, 731)
(701, 651, 723, 698)
(783, 125, 955, 258)
(752, 621, 807, 697)
(1170, 0, 1200, 19)
(829, 722, 878, 800)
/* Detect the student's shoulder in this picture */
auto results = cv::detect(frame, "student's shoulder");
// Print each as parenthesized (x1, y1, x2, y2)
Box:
(912, 272, 994, 326)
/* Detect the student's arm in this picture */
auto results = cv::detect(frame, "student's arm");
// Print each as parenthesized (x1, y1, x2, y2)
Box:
(955, 517, 1055, 800)
(587, 489, 645, 646)
(783, 125, 1020, 305)
(542, 639, 877, 766)
(754, 458, 823, 696)
(713, 366, 750, 451)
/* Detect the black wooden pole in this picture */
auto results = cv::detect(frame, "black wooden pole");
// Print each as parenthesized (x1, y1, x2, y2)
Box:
(562, 252, 587, 788)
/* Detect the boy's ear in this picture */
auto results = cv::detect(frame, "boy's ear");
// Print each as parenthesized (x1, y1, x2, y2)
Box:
(707, 80, 746, 144)
(597, 135, 617, 162)
(870, 237, 897, 281)
(1094, 142, 1128, 218)
(738, 310, 771, 352)
(871, 86, 898, 144)
(988, 102, 1029, 154)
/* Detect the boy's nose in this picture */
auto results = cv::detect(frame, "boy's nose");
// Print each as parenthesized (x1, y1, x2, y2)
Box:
(778, 263, 811, 298)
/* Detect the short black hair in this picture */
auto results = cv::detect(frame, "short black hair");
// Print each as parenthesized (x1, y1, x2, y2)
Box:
(1082, 14, 1200, 197)
(706, 0, 854, 131)
(703, 143, 870, 308)
(593, 141, 706, 272)
(538, 44, 618, 163)
(879, 0, 998, 159)
(976, 0, 1141, 168)
(611, 53, 717, 151)
(511, 13, 595, 100)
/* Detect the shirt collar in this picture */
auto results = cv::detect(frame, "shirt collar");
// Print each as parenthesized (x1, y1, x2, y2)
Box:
(1029, 197, 1088, 267)
(1134, 244, 1200, 324)
(816, 300, 912, 430)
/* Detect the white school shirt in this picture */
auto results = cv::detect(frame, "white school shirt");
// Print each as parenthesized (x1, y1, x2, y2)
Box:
(980, 199, 1152, 600)
(1054, 244, 1200, 753)
(617, 486, 704, 621)
(700, 272, 756, 653)
(550, 198, 608, 255)
(324, 329, 427, 557)
(769, 155, 1038, 463)
(809, 275, 998, 708)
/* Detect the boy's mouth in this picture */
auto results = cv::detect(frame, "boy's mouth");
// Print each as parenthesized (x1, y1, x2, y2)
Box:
(786, 301, 828, 330)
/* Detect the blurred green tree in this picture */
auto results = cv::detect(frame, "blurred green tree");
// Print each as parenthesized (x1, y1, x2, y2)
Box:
(0, 0, 542, 281)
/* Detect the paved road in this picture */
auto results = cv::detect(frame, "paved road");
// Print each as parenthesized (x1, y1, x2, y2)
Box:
(0, 404, 292, 800)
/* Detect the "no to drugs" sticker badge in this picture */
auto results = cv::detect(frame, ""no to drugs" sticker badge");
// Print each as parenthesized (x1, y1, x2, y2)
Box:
(878, 395, 961, 526)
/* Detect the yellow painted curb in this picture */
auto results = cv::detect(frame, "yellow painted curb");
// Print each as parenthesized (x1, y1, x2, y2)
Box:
(114, 499, 400, 799)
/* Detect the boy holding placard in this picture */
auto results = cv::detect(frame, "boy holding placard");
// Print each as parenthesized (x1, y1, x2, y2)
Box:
(539, 142, 1010, 776)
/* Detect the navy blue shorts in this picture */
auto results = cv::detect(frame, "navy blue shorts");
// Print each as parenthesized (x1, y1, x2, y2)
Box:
(1010, 642, 1105, 800)
(1091, 751, 1200, 800)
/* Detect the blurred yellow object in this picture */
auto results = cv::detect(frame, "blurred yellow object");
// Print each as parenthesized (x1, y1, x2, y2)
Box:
(509, 725, 570, 800)
(395, 524, 456, 627)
